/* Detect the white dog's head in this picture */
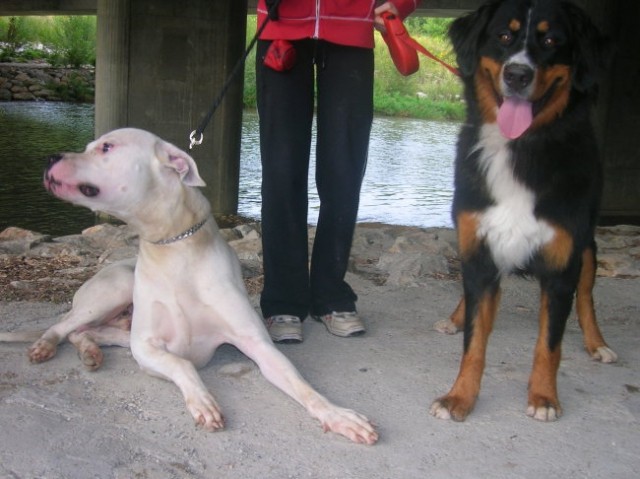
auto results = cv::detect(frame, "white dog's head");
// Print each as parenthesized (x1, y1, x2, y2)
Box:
(44, 128, 206, 224)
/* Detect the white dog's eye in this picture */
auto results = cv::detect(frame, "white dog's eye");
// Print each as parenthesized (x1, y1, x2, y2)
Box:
(102, 142, 113, 153)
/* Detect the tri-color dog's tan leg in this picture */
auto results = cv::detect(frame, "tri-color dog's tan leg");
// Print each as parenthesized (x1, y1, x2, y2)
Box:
(526, 291, 563, 421)
(575, 246, 617, 363)
(437, 247, 617, 364)
(430, 289, 501, 421)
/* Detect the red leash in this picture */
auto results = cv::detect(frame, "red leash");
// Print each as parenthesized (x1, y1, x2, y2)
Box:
(381, 12, 460, 77)
(400, 33, 460, 77)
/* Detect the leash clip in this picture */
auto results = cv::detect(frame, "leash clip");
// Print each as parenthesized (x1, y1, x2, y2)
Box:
(189, 130, 203, 150)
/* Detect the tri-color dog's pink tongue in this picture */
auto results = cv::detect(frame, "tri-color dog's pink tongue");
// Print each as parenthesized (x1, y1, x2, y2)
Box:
(497, 97, 533, 139)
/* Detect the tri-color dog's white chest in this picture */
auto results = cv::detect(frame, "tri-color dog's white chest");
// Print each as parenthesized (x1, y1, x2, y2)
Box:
(474, 124, 555, 272)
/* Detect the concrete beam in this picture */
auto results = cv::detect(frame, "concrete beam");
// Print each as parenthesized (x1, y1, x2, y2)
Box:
(0, 0, 485, 17)
(0, 0, 96, 15)
(245, 0, 484, 17)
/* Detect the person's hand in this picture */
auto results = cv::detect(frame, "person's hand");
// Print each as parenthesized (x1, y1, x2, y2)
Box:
(374, 2, 400, 32)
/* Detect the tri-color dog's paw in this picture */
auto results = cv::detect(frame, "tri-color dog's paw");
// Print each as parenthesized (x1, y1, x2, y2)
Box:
(433, 319, 460, 335)
(590, 346, 618, 364)
(526, 404, 561, 421)
(526, 394, 562, 421)
(429, 395, 474, 422)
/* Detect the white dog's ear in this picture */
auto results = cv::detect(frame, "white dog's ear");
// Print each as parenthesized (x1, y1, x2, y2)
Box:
(155, 140, 207, 187)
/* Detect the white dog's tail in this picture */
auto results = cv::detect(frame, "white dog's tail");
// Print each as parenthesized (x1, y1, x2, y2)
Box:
(0, 330, 46, 342)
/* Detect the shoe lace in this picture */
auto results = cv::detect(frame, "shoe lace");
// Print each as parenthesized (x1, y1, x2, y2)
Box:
(332, 311, 357, 321)
(272, 315, 300, 324)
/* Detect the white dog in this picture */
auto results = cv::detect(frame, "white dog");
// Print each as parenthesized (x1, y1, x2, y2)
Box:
(1, 128, 377, 444)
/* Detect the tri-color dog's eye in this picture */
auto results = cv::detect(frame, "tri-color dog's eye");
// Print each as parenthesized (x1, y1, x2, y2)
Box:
(542, 36, 557, 48)
(499, 32, 513, 45)
(102, 142, 113, 153)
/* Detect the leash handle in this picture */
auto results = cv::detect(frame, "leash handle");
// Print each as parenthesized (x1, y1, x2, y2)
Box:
(380, 12, 460, 78)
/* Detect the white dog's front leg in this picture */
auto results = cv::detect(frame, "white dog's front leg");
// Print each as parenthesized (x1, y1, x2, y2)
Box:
(131, 340, 224, 431)
(238, 339, 378, 444)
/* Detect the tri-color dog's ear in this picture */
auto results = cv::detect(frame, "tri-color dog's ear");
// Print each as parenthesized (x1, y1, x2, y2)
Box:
(449, 1, 499, 77)
(563, 1, 611, 97)
(155, 140, 206, 187)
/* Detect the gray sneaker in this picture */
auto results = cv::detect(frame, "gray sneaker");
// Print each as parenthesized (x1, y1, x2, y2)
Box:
(312, 311, 365, 338)
(265, 315, 303, 343)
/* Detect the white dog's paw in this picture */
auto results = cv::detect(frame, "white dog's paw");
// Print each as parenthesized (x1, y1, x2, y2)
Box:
(186, 391, 224, 431)
(68, 331, 104, 371)
(28, 338, 57, 363)
(591, 346, 618, 363)
(318, 407, 378, 445)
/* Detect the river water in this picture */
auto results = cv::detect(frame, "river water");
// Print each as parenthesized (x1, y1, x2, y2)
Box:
(0, 103, 459, 236)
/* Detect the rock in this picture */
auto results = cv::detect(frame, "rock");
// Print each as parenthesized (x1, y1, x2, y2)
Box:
(0, 227, 52, 255)
(229, 237, 262, 263)
(0, 227, 46, 241)
(234, 223, 261, 240)
(1, 223, 639, 304)
(34, 89, 55, 98)
(12, 91, 36, 101)
(0, 64, 95, 102)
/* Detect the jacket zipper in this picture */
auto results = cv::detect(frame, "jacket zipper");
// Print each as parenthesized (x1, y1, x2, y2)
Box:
(313, 0, 320, 39)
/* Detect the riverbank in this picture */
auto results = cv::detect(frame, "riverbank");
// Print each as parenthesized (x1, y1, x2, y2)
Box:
(0, 60, 464, 121)
(0, 62, 94, 102)
(1, 222, 639, 478)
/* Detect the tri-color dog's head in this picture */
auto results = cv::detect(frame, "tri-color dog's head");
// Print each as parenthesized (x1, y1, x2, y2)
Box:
(449, 0, 609, 139)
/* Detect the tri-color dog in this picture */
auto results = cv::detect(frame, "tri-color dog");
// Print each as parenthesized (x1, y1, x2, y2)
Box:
(430, 0, 616, 422)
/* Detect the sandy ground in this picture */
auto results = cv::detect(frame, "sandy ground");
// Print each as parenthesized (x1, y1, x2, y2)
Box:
(1, 271, 639, 479)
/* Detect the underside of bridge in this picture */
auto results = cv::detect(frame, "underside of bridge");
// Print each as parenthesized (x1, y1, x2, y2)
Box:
(1, 0, 638, 224)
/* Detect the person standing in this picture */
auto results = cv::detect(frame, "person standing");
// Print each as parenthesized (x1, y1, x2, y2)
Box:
(256, 0, 419, 343)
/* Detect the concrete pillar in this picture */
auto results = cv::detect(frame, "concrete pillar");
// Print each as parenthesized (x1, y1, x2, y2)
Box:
(94, 0, 248, 216)
(95, 0, 130, 135)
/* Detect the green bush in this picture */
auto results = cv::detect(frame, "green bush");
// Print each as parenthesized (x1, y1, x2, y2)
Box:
(47, 16, 96, 67)
(0, 16, 42, 60)
(47, 72, 93, 102)
(0, 16, 96, 66)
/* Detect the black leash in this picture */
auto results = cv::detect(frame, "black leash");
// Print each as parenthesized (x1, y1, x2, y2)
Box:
(189, 0, 281, 150)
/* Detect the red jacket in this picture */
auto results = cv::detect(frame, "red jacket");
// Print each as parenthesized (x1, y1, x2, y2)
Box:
(256, 0, 419, 49)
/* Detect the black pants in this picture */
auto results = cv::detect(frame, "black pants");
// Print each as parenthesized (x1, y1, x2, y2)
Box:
(256, 39, 374, 319)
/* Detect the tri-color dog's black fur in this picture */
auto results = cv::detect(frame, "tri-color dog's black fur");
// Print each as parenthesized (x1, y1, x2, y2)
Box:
(430, 0, 617, 422)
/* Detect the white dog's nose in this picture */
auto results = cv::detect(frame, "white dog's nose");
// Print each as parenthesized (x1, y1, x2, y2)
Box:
(46, 154, 64, 170)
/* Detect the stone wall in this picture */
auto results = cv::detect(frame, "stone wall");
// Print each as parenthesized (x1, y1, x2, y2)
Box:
(0, 63, 94, 102)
